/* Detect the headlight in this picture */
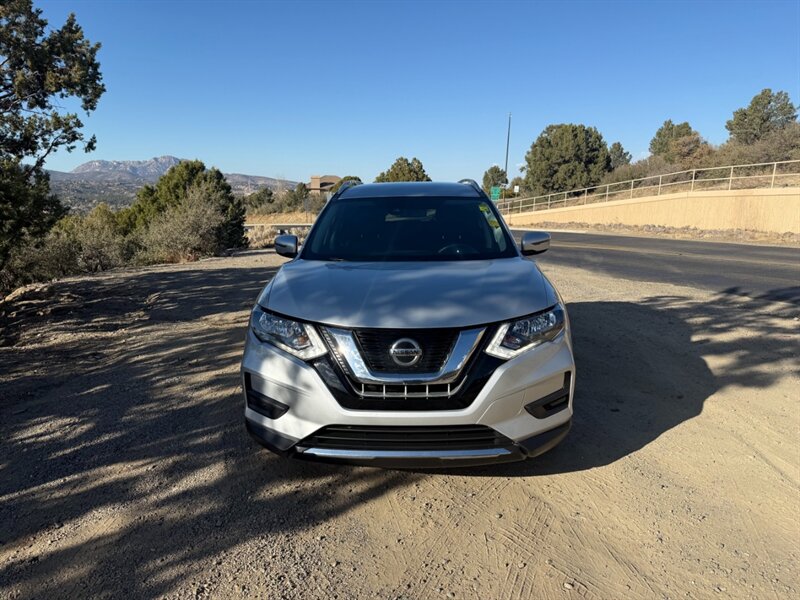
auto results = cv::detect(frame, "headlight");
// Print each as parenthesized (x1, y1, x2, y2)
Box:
(250, 307, 327, 360)
(485, 305, 565, 359)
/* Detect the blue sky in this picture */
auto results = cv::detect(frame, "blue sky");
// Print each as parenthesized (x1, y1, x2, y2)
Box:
(39, 0, 800, 182)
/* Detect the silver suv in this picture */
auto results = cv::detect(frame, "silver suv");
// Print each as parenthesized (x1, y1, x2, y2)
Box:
(241, 180, 574, 467)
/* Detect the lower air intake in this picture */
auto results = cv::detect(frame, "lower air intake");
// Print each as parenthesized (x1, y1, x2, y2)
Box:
(299, 424, 512, 451)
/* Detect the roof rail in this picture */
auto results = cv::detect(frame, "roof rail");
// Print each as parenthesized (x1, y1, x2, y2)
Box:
(458, 178, 485, 196)
(329, 178, 363, 201)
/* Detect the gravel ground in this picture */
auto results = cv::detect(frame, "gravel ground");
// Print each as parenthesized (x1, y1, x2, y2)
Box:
(1, 249, 797, 599)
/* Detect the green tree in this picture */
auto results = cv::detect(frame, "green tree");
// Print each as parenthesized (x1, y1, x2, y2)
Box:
(286, 182, 309, 207)
(726, 88, 798, 145)
(119, 160, 246, 250)
(0, 0, 104, 271)
(523, 124, 611, 195)
(481, 166, 507, 193)
(509, 176, 525, 194)
(195, 169, 246, 250)
(665, 131, 712, 168)
(0, 162, 65, 271)
(118, 161, 201, 233)
(330, 175, 362, 193)
(243, 187, 274, 214)
(374, 157, 431, 182)
(649, 120, 696, 157)
(609, 142, 632, 170)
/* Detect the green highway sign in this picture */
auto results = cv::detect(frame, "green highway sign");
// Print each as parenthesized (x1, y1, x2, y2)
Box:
(490, 186, 501, 200)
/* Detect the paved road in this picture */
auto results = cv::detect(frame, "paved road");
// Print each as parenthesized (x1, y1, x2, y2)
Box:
(511, 230, 800, 305)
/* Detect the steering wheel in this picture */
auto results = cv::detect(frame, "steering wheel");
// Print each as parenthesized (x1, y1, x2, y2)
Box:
(437, 243, 478, 256)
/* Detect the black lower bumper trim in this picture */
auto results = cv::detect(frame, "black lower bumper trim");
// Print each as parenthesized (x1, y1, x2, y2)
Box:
(245, 420, 298, 455)
(516, 420, 572, 458)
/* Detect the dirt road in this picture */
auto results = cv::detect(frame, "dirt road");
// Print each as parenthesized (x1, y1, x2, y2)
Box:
(1, 250, 797, 599)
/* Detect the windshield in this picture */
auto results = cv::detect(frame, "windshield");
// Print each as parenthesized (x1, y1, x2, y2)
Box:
(301, 196, 518, 262)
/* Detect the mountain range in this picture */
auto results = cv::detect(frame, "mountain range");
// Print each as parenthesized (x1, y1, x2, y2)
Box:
(47, 156, 298, 212)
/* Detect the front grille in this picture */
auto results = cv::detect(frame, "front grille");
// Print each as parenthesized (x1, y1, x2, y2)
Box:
(354, 328, 458, 373)
(311, 355, 501, 412)
(356, 379, 465, 399)
(300, 424, 512, 451)
(312, 324, 503, 412)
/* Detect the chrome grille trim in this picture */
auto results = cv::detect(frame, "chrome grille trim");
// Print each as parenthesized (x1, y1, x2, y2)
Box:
(322, 326, 485, 385)
(355, 378, 467, 398)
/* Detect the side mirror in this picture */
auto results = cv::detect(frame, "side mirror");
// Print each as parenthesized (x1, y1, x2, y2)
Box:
(275, 234, 298, 258)
(520, 231, 550, 256)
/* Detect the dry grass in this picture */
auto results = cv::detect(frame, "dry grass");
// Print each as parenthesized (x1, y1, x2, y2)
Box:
(245, 211, 316, 225)
(245, 226, 310, 249)
(245, 226, 278, 249)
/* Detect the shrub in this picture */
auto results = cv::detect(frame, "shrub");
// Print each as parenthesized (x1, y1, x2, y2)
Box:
(600, 155, 674, 186)
(0, 230, 78, 293)
(69, 204, 128, 272)
(0, 202, 130, 294)
(119, 160, 247, 251)
(245, 226, 310, 250)
(137, 188, 225, 264)
(714, 122, 800, 166)
(246, 226, 278, 249)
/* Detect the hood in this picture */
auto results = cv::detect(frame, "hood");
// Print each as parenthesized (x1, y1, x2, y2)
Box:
(260, 257, 557, 329)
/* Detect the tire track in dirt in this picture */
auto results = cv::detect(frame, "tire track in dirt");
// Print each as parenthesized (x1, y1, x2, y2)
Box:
(398, 476, 559, 599)
(493, 501, 555, 599)
(368, 479, 470, 597)
(545, 514, 659, 599)
(733, 482, 782, 600)
(400, 477, 504, 597)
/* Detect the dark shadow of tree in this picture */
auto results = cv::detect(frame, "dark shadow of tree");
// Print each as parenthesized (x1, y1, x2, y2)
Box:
(0, 261, 419, 598)
(453, 286, 798, 477)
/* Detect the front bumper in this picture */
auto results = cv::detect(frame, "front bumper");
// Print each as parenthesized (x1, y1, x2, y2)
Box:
(245, 418, 571, 468)
(241, 327, 575, 467)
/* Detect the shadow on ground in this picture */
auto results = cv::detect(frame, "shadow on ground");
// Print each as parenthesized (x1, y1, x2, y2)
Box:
(0, 258, 795, 596)
(460, 286, 797, 477)
(0, 261, 416, 597)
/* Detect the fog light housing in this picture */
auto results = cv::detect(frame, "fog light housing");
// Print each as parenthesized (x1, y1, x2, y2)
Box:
(245, 374, 289, 419)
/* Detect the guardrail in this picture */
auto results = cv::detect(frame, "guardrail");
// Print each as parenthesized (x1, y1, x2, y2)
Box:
(243, 222, 313, 230)
(496, 159, 800, 215)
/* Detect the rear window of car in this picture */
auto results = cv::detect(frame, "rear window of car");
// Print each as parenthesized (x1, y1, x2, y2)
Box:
(301, 196, 517, 262)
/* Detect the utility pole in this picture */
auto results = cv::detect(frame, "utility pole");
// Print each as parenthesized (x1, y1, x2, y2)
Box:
(503, 112, 511, 199)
